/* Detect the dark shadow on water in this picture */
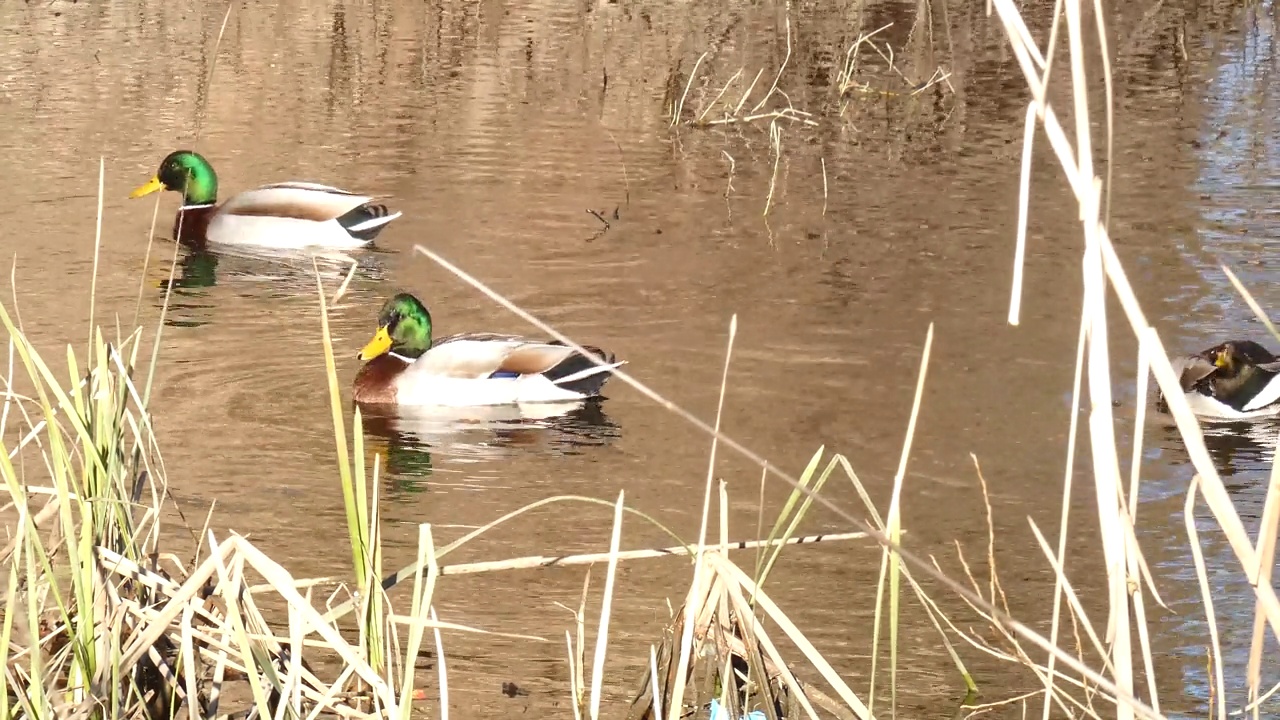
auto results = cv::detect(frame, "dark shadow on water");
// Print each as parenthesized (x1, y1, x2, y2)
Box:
(358, 399, 622, 496)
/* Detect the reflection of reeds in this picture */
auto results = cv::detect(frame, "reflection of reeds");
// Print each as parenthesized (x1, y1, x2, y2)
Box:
(667, 10, 957, 220)
(835, 23, 953, 105)
(669, 17, 817, 132)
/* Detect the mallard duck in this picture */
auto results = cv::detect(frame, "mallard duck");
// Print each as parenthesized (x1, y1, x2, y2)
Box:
(1160, 339, 1280, 419)
(353, 293, 624, 407)
(129, 150, 401, 250)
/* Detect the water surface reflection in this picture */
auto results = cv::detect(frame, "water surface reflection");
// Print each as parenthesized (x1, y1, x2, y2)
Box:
(361, 399, 622, 492)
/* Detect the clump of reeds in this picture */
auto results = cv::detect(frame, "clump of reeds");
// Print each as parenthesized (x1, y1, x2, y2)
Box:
(626, 549, 869, 720)
(0, 246, 445, 717)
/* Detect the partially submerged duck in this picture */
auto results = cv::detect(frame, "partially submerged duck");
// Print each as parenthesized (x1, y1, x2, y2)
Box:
(1160, 339, 1280, 419)
(129, 150, 401, 250)
(353, 293, 624, 407)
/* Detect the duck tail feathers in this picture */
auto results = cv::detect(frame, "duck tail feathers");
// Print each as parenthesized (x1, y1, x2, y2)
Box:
(543, 344, 624, 397)
(337, 203, 403, 240)
(1242, 373, 1280, 412)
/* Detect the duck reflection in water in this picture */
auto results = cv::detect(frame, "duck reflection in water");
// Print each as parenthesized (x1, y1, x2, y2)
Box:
(152, 246, 389, 328)
(159, 246, 389, 292)
(1155, 415, 1280, 488)
(358, 399, 620, 492)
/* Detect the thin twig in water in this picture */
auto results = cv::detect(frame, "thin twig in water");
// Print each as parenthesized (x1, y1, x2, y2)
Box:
(820, 158, 828, 216)
(605, 129, 631, 207)
(764, 121, 783, 217)
(722, 151, 736, 199)
(586, 210, 611, 230)
(696, 67, 744, 125)
(701, 109, 817, 128)
(734, 68, 766, 116)
(671, 52, 709, 127)
(192, 2, 236, 147)
(751, 13, 793, 114)
(837, 23, 894, 95)
(910, 68, 953, 96)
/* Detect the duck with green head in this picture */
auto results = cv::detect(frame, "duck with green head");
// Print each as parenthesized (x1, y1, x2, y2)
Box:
(130, 150, 401, 250)
(1160, 339, 1280, 419)
(353, 293, 624, 407)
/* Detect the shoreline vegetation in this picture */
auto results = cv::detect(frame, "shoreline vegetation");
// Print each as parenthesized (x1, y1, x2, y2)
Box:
(2, 1, 1278, 720)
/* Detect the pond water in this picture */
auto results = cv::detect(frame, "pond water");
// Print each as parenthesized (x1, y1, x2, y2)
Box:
(1, 0, 1279, 716)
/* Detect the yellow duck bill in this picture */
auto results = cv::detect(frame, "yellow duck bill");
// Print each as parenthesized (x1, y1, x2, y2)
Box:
(129, 176, 166, 199)
(359, 326, 392, 361)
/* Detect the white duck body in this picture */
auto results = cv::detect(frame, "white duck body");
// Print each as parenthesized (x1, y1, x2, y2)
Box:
(204, 181, 402, 249)
(1182, 391, 1280, 420)
(356, 333, 625, 407)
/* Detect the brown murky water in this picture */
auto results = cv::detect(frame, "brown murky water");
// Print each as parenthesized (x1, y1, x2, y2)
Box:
(3, 0, 1280, 716)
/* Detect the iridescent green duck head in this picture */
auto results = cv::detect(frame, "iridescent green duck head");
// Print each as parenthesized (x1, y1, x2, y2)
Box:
(358, 293, 434, 362)
(129, 150, 219, 206)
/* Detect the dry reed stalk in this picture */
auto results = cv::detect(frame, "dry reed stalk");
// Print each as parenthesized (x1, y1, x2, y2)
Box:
(1183, 477, 1226, 720)
(835, 23, 894, 95)
(868, 323, 933, 716)
(588, 491, 626, 720)
(764, 121, 783, 217)
(86, 158, 103, 358)
(670, 51, 710, 127)
(1247, 451, 1280, 712)
(629, 550, 867, 720)
(438, 531, 879, 577)
(668, 313, 738, 720)
(1221, 265, 1280, 344)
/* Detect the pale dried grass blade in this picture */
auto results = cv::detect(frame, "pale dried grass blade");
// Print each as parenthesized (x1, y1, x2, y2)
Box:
(718, 573, 822, 720)
(589, 491, 625, 720)
(1184, 477, 1225, 720)
(1008, 101, 1037, 326)
(1042, 307, 1087, 720)
(1221, 264, 1280, 344)
(230, 536, 397, 702)
(713, 555, 874, 720)
(648, 644, 663, 720)
(567, 631, 582, 720)
(430, 606, 449, 720)
(1247, 443, 1280, 707)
